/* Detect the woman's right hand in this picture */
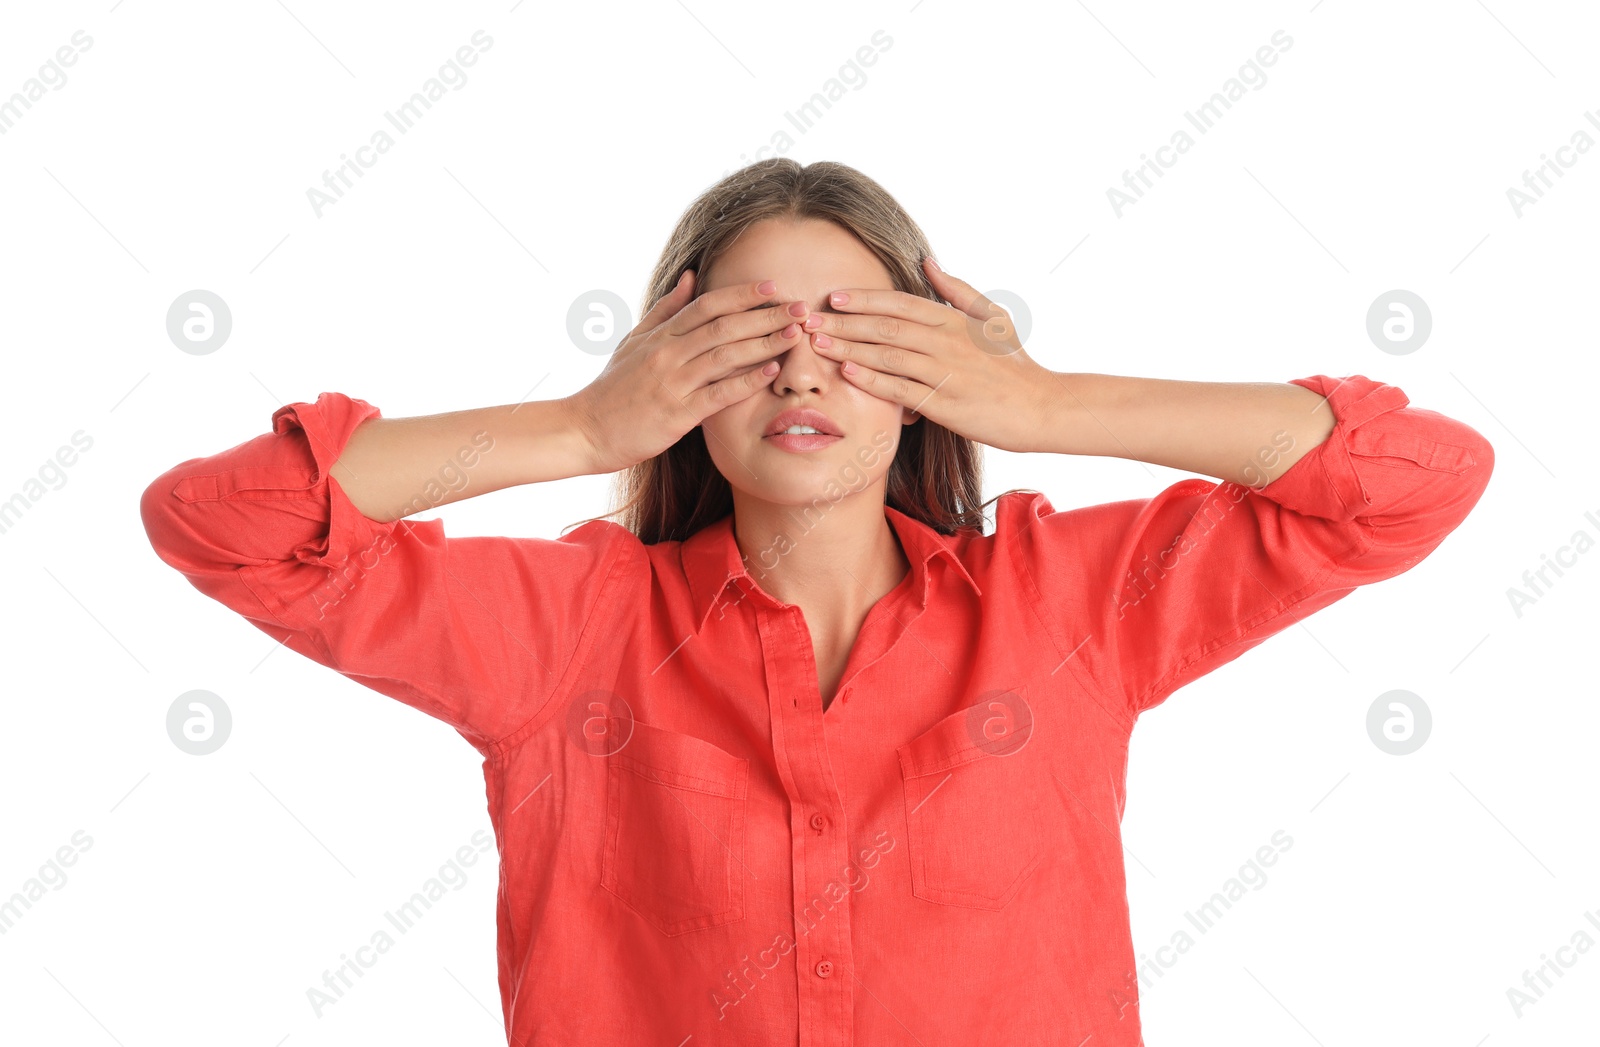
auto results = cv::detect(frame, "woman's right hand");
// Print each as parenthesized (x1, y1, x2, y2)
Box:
(566, 270, 808, 474)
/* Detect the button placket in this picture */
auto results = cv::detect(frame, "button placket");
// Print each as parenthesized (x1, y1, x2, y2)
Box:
(756, 602, 856, 1045)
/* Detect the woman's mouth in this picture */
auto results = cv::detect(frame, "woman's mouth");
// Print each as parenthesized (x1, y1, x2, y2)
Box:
(764, 428, 844, 453)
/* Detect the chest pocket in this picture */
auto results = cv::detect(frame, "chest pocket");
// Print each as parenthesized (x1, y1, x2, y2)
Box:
(897, 703, 1044, 910)
(601, 721, 750, 936)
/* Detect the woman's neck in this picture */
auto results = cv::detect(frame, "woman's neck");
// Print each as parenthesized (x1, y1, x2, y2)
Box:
(731, 490, 910, 624)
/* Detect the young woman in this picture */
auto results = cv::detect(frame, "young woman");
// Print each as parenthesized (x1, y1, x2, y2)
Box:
(141, 159, 1494, 1045)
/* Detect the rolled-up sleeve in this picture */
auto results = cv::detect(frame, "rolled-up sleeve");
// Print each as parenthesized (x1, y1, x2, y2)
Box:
(1010, 374, 1495, 719)
(139, 392, 635, 751)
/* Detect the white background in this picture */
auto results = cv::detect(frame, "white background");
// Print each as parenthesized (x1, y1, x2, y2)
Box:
(1, 0, 1594, 1044)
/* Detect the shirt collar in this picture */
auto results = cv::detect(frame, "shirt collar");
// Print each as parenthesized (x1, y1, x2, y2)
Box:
(681, 502, 983, 634)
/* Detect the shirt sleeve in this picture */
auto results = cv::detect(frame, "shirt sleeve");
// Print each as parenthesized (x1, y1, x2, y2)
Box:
(1007, 374, 1495, 720)
(139, 391, 636, 752)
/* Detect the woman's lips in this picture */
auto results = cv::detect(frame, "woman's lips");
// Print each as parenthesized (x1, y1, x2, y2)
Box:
(763, 432, 844, 453)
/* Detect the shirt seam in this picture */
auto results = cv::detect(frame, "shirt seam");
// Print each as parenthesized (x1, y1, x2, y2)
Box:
(485, 526, 634, 761)
(1009, 511, 1137, 736)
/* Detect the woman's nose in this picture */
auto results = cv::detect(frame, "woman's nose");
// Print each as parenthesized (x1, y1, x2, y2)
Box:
(773, 334, 834, 394)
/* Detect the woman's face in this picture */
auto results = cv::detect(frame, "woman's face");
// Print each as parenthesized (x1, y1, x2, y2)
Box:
(697, 216, 917, 508)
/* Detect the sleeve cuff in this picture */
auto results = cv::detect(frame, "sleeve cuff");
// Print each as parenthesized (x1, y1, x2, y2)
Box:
(1263, 374, 1411, 523)
(269, 392, 386, 570)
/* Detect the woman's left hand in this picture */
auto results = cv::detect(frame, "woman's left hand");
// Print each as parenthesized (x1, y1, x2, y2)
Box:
(804, 257, 1065, 453)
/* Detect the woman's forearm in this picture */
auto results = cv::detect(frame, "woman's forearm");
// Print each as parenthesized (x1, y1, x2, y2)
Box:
(1036, 373, 1336, 488)
(331, 396, 601, 523)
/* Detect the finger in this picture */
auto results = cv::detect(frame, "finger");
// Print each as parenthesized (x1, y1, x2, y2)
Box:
(818, 287, 947, 327)
(664, 277, 789, 338)
(809, 330, 940, 388)
(687, 358, 782, 420)
(642, 269, 696, 326)
(921, 258, 998, 325)
(801, 307, 943, 357)
(677, 298, 808, 373)
(688, 320, 805, 386)
(829, 349, 938, 412)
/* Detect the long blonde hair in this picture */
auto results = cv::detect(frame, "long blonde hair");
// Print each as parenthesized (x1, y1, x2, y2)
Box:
(575, 158, 994, 545)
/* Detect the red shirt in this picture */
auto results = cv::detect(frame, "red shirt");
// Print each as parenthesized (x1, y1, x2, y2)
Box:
(140, 374, 1492, 1045)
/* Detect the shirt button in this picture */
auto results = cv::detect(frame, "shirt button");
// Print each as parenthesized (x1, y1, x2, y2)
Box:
(815, 959, 834, 978)
(809, 813, 827, 832)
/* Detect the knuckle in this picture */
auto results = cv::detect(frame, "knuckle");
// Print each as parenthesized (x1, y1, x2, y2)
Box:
(708, 342, 734, 369)
(874, 315, 900, 340)
(707, 314, 731, 344)
(677, 299, 702, 331)
(881, 346, 905, 370)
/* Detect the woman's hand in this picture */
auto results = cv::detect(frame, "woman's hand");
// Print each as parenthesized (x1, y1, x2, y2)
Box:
(567, 270, 809, 473)
(803, 257, 1064, 453)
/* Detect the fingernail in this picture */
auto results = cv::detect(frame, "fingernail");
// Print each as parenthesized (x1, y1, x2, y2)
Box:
(787, 301, 808, 317)
(830, 292, 849, 307)
(842, 360, 857, 375)
(763, 361, 780, 375)
(782, 322, 800, 338)
(926, 256, 941, 271)
(814, 333, 833, 348)
(758, 279, 777, 295)
(803, 314, 823, 330)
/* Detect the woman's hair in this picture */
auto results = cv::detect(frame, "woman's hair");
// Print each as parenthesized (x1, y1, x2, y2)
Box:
(571, 157, 1003, 545)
